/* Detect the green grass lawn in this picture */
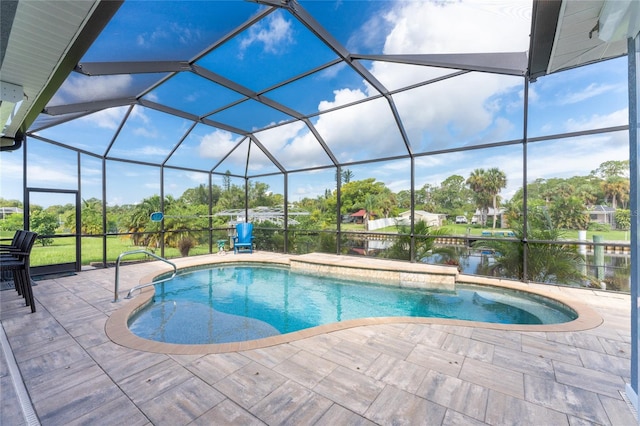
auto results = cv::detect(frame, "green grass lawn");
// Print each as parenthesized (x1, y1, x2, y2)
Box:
(0, 233, 213, 267)
(443, 224, 630, 241)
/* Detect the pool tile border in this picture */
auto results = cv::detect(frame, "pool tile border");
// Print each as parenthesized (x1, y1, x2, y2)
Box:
(105, 253, 603, 355)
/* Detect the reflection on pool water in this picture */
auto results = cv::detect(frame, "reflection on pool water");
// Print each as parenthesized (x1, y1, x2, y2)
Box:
(425, 247, 631, 292)
(128, 265, 577, 345)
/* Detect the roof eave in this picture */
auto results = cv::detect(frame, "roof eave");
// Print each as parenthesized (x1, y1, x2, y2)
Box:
(527, 0, 562, 81)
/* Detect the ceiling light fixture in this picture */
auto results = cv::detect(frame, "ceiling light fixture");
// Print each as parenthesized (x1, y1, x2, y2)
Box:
(0, 81, 24, 136)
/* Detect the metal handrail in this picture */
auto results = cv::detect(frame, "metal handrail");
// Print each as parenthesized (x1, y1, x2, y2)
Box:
(113, 250, 177, 302)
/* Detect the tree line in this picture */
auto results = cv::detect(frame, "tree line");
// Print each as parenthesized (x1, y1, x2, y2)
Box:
(0, 160, 630, 248)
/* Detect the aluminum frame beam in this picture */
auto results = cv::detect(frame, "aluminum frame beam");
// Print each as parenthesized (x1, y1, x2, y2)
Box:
(75, 61, 192, 76)
(351, 52, 528, 76)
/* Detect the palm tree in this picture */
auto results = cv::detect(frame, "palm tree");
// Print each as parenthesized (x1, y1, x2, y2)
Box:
(335, 169, 355, 185)
(126, 195, 169, 247)
(574, 182, 599, 207)
(602, 177, 629, 210)
(473, 209, 586, 284)
(342, 169, 354, 184)
(485, 168, 507, 229)
(377, 188, 396, 218)
(412, 220, 456, 263)
(363, 194, 377, 231)
(549, 195, 588, 229)
(386, 220, 453, 263)
(466, 169, 491, 226)
(466, 168, 507, 228)
(81, 198, 103, 235)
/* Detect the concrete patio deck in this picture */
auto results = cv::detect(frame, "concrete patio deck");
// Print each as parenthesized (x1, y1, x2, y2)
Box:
(1, 252, 636, 425)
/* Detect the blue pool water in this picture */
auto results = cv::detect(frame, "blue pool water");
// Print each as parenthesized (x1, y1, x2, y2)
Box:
(128, 265, 577, 345)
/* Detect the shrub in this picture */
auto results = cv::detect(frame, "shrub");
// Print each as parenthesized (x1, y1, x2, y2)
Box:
(177, 237, 195, 257)
(587, 222, 611, 232)
(615, 209, 631, 230)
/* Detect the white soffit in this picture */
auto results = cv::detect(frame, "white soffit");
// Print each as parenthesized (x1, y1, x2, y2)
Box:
(0, 0, 99, 140)
(547, 0, 628, 74)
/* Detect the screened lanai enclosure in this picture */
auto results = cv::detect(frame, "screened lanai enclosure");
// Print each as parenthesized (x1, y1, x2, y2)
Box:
(2, 0, 640, 410)
(0, 0, 636, 289)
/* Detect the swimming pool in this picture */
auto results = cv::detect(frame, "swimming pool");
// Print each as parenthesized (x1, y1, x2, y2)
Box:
(128, 264, 578, 345)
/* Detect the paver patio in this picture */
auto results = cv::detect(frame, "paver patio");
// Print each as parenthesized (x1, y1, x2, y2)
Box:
(1, 253, 636, 425)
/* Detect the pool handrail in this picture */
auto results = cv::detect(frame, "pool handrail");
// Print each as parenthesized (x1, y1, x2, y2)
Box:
(113, 250, 177, 302)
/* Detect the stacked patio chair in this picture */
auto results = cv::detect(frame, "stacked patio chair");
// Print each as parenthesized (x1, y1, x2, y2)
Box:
(0, 229, 24, 250)
(0, 230, 38, 312)
(0, 229, 28, 281)
(0, 229, 24, 281)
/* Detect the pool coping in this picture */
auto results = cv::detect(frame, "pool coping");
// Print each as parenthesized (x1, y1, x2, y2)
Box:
(105, 253, 604, 355)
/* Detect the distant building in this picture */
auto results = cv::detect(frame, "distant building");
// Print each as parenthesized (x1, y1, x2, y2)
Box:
(0, 207, 23, 219)
(586, 205, 616, 228)
(350, 209, 368, 224)
(472, 207, 507, 228)
(398, 210, 446, 227)
(215, 206, 308, 226)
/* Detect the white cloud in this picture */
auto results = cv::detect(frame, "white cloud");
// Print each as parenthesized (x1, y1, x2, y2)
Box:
(136, 34, 147, 47)
(144, 182, 160, 191)
(288, 0, 532, 165)
(482, 116, 516, 142)
(412, 147, 526, 201)
(130, 106, 151, 125)
(133, 127, 159, 139)
(137, 22, 201, 47)
(412, 132, 629, 200)
(19, 156, 77, 187)
(137, 28, 167, 47)
(527, 132, 628, 184)
(381, 0, 531, 54)
(162, 170, 210, 198)
(348, 9, 389, 52)
(564, 108, 628, 133)
(198, 129, 246, 172)
(415, 151, 473, 187)
(524, 85, 539, 103)
(315, 96, 406, 160)
(558, 82, 624, 105)
(185, 172, 209, 184)
(239, 12, 293, 58)
(138, 145, 169, 156)
(254, 120, 332, 169)
(398, 73, 516, 148)
(29, 0, 629, 209)
(0, 156, 23, 201)
(145, 92, 159, 102)
(52, 75, 133, 105)
(199, 129, 242, 157)
(316, 62, 347, 80)
(370, 1, 530, 149)
(80, 165, 101, 177)
(79, 106, 129, 130)
(124, 106, 158, 141)
(288, 169, 337, 202)
(108, 196, 124, 206)
(318, 88, 368, 112)
(171, 23, 202, 46)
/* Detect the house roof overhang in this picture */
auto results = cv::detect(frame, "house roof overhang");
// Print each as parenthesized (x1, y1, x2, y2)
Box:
(0, 0, 122, 149)
(528, 0, 637, 81)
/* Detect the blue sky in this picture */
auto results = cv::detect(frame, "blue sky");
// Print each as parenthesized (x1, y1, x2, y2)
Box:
(0, 0, 629, 208)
